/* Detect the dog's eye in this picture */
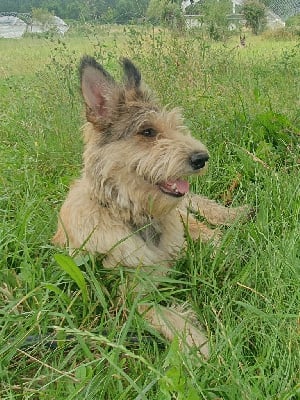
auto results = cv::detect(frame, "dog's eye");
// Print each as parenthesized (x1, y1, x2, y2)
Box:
(140, 128, 156, 137)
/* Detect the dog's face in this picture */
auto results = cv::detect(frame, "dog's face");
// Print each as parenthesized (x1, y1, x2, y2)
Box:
(80, 56, 208, 216)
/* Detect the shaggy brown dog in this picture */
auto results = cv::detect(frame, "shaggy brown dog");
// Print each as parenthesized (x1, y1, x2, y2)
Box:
(53, 56, 249, 357)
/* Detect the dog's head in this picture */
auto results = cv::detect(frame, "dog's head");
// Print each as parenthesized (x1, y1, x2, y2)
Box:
(80, 56, 208, 217)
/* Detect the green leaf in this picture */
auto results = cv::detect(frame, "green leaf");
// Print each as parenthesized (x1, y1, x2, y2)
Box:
(54, 254, 89, 305)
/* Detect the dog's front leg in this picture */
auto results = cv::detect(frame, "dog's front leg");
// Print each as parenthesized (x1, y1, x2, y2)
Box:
(178, 210, 221, 245)
(183, 194, 252, 226)
(103, 234, 171, 270)
(138, 303, 209, 358)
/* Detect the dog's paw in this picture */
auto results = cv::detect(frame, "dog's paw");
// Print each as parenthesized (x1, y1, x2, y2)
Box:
(229, 204, 256, 224)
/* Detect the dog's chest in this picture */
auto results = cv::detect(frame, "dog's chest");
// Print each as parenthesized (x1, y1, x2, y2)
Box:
(132, 219, 162, 247)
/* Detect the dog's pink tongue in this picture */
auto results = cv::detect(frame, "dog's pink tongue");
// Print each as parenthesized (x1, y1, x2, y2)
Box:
(174, 180, 189, 194)
(160, 179, 189, 196)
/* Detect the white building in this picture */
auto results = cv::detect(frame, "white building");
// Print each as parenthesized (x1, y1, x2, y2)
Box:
(0, 13, 69, 38)
(0, 15, 27, 38)
(182, 0, 285, 30)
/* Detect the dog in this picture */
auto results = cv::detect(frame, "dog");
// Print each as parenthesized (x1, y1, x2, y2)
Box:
(53, 56, 250, 357)
(240, 34, 246, 47)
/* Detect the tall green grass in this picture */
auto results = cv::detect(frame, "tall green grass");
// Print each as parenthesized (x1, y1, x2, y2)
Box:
(0, 26, 299, 399)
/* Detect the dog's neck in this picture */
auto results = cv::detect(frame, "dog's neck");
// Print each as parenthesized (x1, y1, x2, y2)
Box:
(130, 219, 162, 247)
(98, 198, 162, 246)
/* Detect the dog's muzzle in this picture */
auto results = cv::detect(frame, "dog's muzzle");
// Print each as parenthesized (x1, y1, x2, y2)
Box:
(190, 152, 209, 171)
(157, 152, 209, 198)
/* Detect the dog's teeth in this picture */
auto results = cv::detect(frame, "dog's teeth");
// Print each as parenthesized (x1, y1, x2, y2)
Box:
(171, 183, 177, 191)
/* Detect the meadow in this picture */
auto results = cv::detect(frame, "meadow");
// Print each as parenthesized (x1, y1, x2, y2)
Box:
(0, 24, 299, 399)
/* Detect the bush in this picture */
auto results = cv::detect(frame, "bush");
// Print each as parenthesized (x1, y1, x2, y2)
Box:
(285, 13, 300, 27)
(285, 13, 300, 37)
(241, 0, 266, 35)
(146, 0, 184, 29)
(203, 0, 232, 41)
(261, 27, 296, 41)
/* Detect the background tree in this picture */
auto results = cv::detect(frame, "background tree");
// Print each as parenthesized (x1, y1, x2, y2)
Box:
(202, 0, 232, 40)
(146, 0, 166, 24)
(0, 0, 150, 23)
(146, 0, 183, 28)
(114, 0, 148, 24)
(241, 0, 266, 35)
(185, 0, 205, 15)
(32, 7, 54, 27)
(285, 13, 300, 27)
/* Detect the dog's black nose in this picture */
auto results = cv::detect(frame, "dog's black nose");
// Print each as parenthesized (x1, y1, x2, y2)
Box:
(190, 152, 209, 170)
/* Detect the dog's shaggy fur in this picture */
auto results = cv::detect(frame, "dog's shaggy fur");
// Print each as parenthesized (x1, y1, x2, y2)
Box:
(53, 56, 249, 357)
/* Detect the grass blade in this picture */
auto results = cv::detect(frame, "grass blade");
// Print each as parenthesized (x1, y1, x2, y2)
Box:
(54, 253, 89, 305)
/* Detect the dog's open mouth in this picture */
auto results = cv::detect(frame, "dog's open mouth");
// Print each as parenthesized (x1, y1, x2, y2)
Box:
(158, 179, 189, 197)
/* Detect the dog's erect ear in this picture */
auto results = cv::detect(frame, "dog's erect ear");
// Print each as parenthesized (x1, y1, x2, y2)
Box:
(80, 56, 116, 120)
(122, 58, 141, 89)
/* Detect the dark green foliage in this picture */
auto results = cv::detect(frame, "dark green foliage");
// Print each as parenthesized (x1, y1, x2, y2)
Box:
(285, 13, 300, 36)
(0, 0, 150, 23)
(203, 0, 232, 40)
(241, 0, 267, 34)
(146, 0, 185, 29)
(286, 13, 300, 27)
